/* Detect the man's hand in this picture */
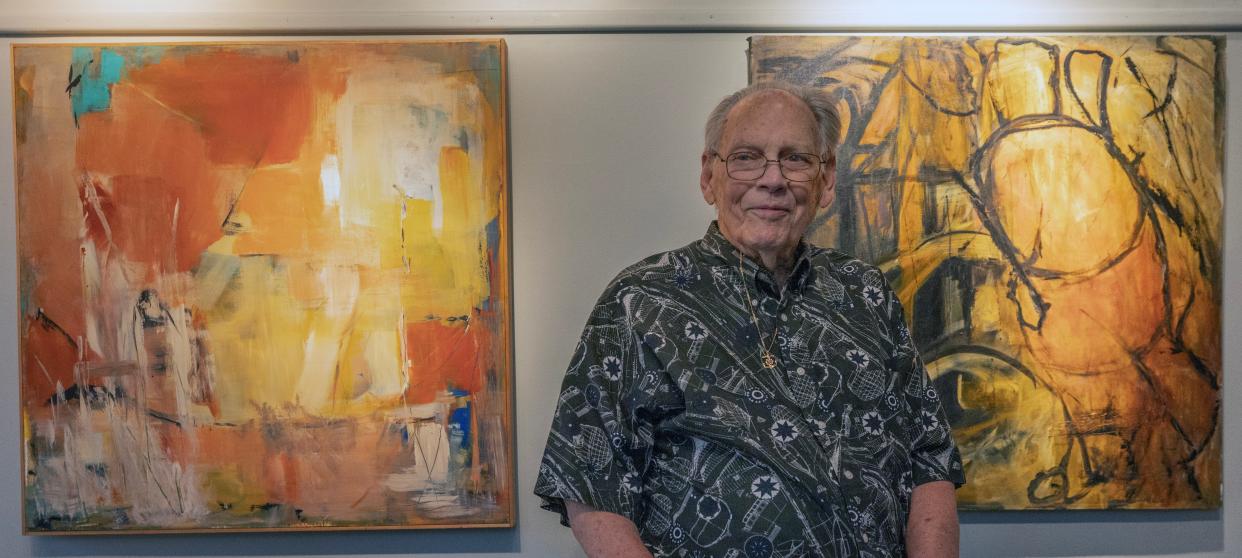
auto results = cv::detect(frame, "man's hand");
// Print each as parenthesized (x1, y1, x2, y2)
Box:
(906, 480, 959, 557)
(565, 501, 654, 558)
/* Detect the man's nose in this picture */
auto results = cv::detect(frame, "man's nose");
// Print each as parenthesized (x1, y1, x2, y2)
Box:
(756, 160, 787, 189)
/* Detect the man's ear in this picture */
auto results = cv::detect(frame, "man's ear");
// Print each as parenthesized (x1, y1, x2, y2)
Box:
(700, 152, 717, 205)
(818, 158, 837, 209)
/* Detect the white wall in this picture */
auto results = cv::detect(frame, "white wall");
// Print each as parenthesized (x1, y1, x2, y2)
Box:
(2, 0, 1242, 33)
(1, 6, 1241, 558)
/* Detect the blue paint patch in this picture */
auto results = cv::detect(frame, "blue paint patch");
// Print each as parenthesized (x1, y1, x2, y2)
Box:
(478, 217, 503, 311)
(130, 46, 166, 63)
(484, 218, 501, 254)
(449, 403, 471, 450)
(69, 47, 126, 124)
(471, 44, 503, 112)
(407, 104, 449, 132)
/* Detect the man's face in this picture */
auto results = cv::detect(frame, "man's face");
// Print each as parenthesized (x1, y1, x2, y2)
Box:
(700, 91, 835, 261)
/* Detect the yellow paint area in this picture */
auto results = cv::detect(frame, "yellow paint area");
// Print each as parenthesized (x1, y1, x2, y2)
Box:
(756, 35, 1222, 509)
(193, 50, 500, 423)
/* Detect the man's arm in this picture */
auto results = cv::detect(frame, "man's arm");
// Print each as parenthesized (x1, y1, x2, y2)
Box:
(906, 480, 959, 558)
(566, 501, 653, 558)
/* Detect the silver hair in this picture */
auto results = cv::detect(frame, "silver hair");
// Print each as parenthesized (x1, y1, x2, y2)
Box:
(703, 81, 841, 160)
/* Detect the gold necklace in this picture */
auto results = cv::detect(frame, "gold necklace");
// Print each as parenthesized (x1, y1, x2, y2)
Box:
(738, 261, 781, 369)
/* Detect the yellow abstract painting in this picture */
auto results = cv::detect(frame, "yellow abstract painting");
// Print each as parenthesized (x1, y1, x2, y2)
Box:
(14, 40, 512, 532)
(751, 36, 1222, 510)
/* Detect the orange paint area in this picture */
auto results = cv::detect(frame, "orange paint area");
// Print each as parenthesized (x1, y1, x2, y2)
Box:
(15, 41, 511, 532)
(403, 319, 485, 404)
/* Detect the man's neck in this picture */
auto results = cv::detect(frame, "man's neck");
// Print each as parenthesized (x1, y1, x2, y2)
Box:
(713, 223, 800, 285)
(738, 245, 795, 286)
(760, 253, 793, 286)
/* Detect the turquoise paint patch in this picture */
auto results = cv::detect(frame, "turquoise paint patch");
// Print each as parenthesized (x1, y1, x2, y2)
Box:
(69, 47, 126, 124)
(98, 49, 124, 82)
(70, 47, 92, 68)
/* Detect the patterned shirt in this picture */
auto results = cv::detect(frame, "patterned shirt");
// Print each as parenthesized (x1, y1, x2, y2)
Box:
(535, 222, 964, 557)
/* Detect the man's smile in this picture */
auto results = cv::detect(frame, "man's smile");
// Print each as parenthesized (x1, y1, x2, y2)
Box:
(747, 206, 791, 219)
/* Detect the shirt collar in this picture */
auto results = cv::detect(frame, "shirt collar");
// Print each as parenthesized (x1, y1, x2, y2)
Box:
(698, 221, 815, 293)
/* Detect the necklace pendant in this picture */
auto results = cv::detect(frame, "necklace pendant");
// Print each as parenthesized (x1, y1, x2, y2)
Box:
(761, 352, 778, 369)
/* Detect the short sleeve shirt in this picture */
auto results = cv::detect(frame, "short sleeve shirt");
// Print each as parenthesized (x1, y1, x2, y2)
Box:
(534, 222, 964, 557)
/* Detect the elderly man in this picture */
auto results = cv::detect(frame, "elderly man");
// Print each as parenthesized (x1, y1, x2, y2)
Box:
(535, 82, 964, 557)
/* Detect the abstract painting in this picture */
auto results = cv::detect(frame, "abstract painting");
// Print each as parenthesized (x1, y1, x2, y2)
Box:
(751, 35, 1222, 510)
(14, 40, 513, 532)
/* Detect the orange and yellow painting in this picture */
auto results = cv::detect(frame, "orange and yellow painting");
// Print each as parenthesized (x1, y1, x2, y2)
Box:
(751, 36, 1222, 510)
(14, 40, 512, 532)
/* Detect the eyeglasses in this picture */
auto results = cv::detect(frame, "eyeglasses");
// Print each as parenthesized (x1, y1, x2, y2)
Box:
(714, 151, 827, 182)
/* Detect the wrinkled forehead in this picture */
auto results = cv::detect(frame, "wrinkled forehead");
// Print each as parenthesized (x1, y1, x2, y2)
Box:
(721, 91, 820, 151)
